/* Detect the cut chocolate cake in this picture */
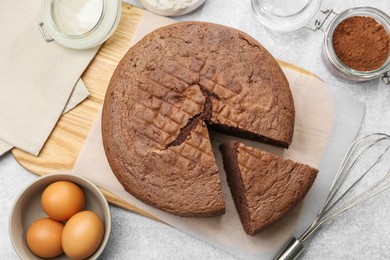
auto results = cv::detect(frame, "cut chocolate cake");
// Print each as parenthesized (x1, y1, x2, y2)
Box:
(102, 22, 295, 217)
(220, 141, 318, 235)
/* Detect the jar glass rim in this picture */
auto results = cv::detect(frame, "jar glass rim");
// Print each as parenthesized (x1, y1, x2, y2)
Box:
(324, 7, 390, 80)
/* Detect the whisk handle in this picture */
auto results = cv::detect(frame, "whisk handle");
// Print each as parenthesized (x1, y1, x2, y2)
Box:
(273, 237, 304, 260)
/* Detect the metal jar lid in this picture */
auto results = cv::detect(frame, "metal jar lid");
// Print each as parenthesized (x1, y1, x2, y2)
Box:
(40, 0, 121, 49)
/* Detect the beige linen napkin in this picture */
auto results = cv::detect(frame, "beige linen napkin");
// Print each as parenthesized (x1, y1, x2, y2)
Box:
(70, 11, 366, 259)
(0, 1, 99, 156)
(0, 79, 89, 156)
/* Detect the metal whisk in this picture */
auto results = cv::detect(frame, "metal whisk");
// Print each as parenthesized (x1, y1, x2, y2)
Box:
(274, 133, 390, 260)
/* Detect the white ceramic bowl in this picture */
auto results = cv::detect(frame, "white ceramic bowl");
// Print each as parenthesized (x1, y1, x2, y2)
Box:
(139, 0, 206, 16)
(9, 173, 111, 260)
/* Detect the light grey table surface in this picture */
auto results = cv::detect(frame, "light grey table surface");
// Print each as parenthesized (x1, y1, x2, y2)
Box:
(2, 0, 390, 259)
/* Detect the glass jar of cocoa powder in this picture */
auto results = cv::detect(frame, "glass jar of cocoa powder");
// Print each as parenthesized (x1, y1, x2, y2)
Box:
(252, 0, 390, 83)
(324, 7, 390, 82)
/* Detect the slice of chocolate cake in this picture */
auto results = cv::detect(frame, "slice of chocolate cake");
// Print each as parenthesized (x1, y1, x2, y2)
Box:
(220, 141, 318, 235)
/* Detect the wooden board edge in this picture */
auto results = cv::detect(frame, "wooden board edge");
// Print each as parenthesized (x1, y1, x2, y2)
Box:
(277, 59, 322, 81)
(101, 189, 162, 222)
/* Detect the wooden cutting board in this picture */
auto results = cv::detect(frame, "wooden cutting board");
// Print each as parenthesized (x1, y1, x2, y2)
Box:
(12, 2, 317, 218)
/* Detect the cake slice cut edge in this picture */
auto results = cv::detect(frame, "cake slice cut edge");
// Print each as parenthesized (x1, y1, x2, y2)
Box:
(219, 140, 318, 235)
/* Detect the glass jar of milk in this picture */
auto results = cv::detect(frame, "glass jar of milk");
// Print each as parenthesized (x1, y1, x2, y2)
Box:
(40, 0, 121, 49)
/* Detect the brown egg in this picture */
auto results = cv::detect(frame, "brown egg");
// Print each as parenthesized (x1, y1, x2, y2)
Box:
(26, 217, 64, 258)
(62, 210, 104, 259)
(41, 181, 85, 221)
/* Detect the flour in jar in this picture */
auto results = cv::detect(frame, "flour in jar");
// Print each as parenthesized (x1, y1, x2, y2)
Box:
(143, 0, 198, 11)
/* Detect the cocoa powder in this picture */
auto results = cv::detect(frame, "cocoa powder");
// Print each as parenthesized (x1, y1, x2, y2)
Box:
(332, 16, 390, 71)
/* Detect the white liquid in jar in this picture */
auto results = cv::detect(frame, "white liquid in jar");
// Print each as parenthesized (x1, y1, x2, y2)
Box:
(51, 0, 103, 36)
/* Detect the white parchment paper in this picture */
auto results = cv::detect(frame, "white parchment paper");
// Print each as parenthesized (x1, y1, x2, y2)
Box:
(72, 11, 365, 259)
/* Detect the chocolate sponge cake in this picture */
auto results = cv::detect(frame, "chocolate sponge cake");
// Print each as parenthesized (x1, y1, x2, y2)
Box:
(102, 22, 295, 217)
(220, 141, 318, 235)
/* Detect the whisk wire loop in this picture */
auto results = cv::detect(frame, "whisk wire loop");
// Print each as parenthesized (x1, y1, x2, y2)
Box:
(274, 133, 390, 260)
